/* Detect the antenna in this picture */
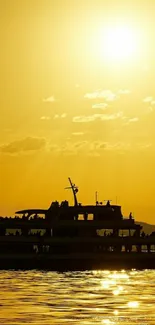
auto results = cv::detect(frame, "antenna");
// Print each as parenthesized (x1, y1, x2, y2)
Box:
(95, 191, 98, 205)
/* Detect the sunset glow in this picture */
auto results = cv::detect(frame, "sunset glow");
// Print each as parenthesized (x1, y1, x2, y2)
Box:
(0, 0, 155, 224)
(101, 25, 139, 61)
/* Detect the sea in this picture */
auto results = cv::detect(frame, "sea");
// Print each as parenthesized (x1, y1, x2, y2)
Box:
(0, 269, 155, 325)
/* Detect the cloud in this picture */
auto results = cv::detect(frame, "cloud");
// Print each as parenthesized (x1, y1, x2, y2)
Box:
(138, 143, 152, 149)
(50, 141, 88, 156)
(122, 116, 139, 125)
(126, 117, 139, 124)
(105, 142, 131, 150)
(143, 97, 155, 113)
(92, 103, 108, 109)
(54, 113, 67, 119)
(43, 96, 55, 103)
(61, 113, 67, 118)
(84, 89, 131, 102)
(73, 141, 87, 149)
(73, 112, 123, 123)
(128, 117, 139, 123)
(49, 139, 151, 157)
(89, 141, 130, 151)
(143, 96, 153, 103)
(61, 141, 88, 152)
(73, 115, 97, 123)
(84, 89, 117, 101)
(54, 114, 59, 119)
(0, 137, 46, 154)
(90, 141, 106, 150)
(72, 132, 84, 136)
(40, 116, 51, 120)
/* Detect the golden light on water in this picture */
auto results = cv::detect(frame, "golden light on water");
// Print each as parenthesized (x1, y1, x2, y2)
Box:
(113, 286, 124, 296)
(0, 270, 155, 323)
(108, 272, 129, 279)
(127, 301, 139, 308)
(102, 319, 114, 324)
(113, 310, 119, 316)
(101, 279, 116, 288)
(113, 289, 120, 296)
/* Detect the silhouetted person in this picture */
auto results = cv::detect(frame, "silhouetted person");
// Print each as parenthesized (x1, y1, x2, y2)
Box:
(129, 212, 132, 219)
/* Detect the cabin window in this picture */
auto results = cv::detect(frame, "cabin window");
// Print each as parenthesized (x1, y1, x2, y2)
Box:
(6, 229, 21, 235)
(151, 245, 155, 252)
(78, 214, 84, 220)
(141, 245, 148, 253)
(87, 214, 93, 220)
(96, 229, 113, 236)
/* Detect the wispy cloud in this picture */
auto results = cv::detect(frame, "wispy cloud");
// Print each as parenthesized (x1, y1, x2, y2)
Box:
(138, 143, 152, 149)
(143, 96, 155, 112)
(49, 139, 152, 156)
(105, 142, 131, 150)
(128, 117, 139, 123)
(143, 96, 153, 103)
(92, 103, 108, 109)
(84, 89, 117, 101)
(72, 141, 88, 149)
(54, 113, 67, 119)
(72, 132, 84, 136)
(73, 112, 123, 123)
(50, 141, 88, 155)
(84, 89, 131, 101)
(61, 113, 67, 118)
(89, 141, 130, 151)
(40, 116, 51, 120)
(43, 96, 56, 103)
(122, 116, 139, 125)
(0, 137, 46, 154)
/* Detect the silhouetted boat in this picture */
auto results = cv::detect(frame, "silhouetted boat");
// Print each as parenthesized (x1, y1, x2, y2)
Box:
(0, 178, 155, 270)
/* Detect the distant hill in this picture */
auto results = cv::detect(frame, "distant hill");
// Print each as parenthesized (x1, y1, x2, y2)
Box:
(136, 222, 155, 234)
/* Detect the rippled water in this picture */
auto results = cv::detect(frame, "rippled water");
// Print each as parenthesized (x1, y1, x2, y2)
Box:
(0, 269, 155, 324)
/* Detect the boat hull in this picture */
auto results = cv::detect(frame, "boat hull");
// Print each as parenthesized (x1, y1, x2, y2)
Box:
(0, 253, 155, 270)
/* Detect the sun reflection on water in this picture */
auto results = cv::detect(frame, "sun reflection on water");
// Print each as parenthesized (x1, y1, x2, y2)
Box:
(0, 269, 154, 324)
(101, 279, 116, 288)
(108, 272, 129, 279)
(113, 310, 119, 315)
(102, 319, 115, 324)
(127, 301, 139, 308)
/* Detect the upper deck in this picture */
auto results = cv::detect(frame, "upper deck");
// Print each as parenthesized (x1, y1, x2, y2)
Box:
(15, 202, 123, 221)
(14, 178, 128, 224)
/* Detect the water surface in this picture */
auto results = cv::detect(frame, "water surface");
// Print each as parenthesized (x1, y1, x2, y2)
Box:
(0, 269, 155, 324)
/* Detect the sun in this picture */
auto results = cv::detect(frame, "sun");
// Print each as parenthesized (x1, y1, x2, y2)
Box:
(96, 24, 140, 63)
(104, 26, 136, 60)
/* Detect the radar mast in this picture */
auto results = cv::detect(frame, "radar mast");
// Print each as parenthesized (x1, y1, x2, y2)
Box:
(65, 178, 78, 206)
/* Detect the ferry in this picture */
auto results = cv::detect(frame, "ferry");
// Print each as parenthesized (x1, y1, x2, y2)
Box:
(0, 178, 155, 270)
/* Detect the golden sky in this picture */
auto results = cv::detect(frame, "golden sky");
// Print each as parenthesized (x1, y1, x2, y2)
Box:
(0, 0, 155, 223)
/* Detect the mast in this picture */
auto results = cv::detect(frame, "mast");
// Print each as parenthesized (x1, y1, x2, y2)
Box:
(65, 178, 78, 206)
(95, 191, 98, 205)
